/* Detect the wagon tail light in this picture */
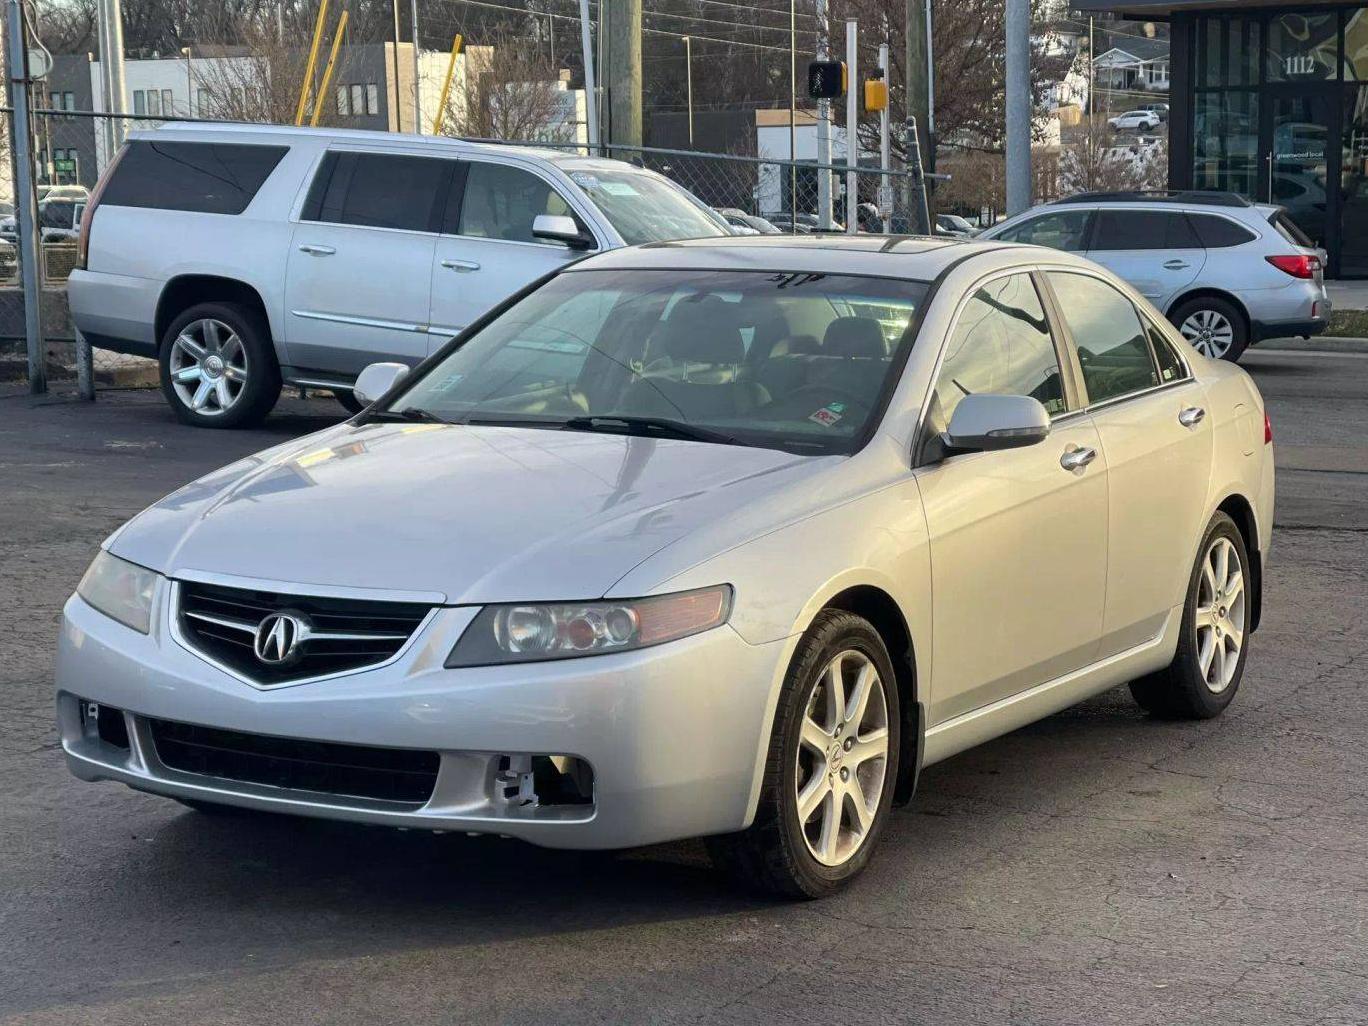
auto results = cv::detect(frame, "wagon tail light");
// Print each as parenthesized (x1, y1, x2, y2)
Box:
(76, 143, 126, 271)
(1264, 411, 1273, 445)
(1265, 254, 1321, 279)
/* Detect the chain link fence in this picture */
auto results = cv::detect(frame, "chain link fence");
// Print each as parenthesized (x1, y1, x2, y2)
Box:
(2, 106, 925, 395)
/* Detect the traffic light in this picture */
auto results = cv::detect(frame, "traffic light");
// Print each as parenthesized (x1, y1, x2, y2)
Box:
(863, 70, 888, 113)
(808, 59, 845, 100)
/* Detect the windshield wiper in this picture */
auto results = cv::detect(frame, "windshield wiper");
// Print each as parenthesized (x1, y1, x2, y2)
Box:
(365, 407, 451, 424)
(562, 415, 739, 446)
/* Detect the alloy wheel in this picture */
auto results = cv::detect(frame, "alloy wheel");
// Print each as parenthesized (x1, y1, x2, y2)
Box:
(794, 649, 890, 867)
(1195, 536, 1246, 694)
(1180, 309, 1235, 359)
(168, 318, 249, 416)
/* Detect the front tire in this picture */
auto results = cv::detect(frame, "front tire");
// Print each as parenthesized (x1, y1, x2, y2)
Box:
(1172, 296, 1248, 362)
(159, 301, 281, 428)
(1130, 512, 1252, 719)
(709, 610, 900, 899)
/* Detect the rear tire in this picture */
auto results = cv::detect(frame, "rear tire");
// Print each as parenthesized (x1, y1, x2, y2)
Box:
(1171, 296, 1248, 362)
(708, 610, 900, 899)
(1130, 512, 1252, 719)
(159, 301, 281, 429)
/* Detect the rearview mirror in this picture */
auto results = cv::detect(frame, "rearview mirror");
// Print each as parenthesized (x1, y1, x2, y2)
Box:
(532, 214, 594, 250)
(943, 394, 1050, 454)
(353, 362, 409, 408)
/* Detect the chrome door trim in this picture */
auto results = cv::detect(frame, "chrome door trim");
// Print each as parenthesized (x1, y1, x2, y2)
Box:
(292, 308, 429, 334)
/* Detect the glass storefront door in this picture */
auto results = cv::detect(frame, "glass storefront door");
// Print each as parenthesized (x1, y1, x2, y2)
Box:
(1265, 89, 1336, 251)
(1340, 87, 1368, 277)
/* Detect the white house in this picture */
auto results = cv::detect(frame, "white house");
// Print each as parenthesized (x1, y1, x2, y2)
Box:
(1093, 36, 1171, 92)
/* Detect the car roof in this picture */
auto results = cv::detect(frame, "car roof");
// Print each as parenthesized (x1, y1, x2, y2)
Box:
(564, 234, 1029, 278)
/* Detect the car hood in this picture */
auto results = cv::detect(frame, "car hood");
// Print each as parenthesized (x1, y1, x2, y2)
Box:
(108, 421, 835, 602)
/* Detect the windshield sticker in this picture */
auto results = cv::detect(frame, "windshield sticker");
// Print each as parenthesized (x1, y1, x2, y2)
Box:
(809, 405, 844, 427)
(599, 181, 639, 196)
(570, 172, 601, 190)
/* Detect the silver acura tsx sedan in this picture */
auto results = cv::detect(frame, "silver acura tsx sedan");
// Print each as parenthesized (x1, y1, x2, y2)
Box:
(57, 236, 1274, 897)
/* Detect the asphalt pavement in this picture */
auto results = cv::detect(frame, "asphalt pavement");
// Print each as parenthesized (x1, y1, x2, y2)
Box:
(1, 353, 1365, 1026)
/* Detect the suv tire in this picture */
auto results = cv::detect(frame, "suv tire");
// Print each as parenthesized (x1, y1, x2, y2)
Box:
(1130, 512, 1252, 719)
(158, 301, 281, 429)
(1171, 295, 1248, 362)
(708, 610, 900, 899)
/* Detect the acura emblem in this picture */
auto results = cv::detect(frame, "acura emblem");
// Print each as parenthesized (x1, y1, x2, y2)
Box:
(254, 612, 306, 665)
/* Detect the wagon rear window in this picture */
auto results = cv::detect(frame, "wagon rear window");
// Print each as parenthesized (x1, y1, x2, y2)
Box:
(100, 140, 288, 215)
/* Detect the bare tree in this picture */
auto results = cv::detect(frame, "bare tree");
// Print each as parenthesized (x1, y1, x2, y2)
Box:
(1058, 117, 1166, 195)
(440, 36, 577, 142)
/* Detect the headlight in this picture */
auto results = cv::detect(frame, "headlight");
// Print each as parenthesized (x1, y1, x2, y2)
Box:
(76, 550, 158, 634)
(446, 585, 733, 667)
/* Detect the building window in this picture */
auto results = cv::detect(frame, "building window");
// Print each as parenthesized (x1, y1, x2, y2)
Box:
(366, 83, 379, 115)
(1193, 90, 1259, 197)
(1266, 12, 1337, 83)
(350, 83, 364, 117)
(146, 89, 161, 117)
(337, 85, 350, 116)
(197, 87, 211, 113)
(133, 89, 146, 115)
(162, 88, 174, 116)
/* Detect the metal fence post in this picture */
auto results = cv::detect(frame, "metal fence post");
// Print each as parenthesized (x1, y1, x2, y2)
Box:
(75, 328, 94, 400)
(6, 0, 46, 394)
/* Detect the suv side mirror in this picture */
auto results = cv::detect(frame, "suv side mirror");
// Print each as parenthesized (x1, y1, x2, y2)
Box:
(943, 394, 1050, 454)
(532, 214, 594, 249)
(353, 362, 409, 407)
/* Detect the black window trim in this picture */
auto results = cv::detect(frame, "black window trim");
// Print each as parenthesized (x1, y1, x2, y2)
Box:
(297, 146, 456, 235)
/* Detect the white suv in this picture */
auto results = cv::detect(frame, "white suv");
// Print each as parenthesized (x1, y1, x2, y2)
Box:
(69, 123, 730, 427)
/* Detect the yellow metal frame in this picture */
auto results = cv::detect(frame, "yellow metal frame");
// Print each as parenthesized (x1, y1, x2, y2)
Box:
(294, 0, 331, 126)
(310, 10, 350, 127)
(431, 34, 464, 135)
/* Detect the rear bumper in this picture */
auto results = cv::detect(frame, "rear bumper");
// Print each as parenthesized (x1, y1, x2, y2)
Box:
(67, 268, 161, 352)
(1253, 316, 1329, 342)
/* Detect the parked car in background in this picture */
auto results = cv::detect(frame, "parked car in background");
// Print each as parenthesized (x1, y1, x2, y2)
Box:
(38, 184, 90, 203)
(935, 213, 979, 237)
(717, 208, 783, 234)
(0, 197, 86, 243)
(1138, 101, 1170, 123)
(68, 123, 732, 428)
(1109, 110, 1161, 132)
(981, 190, 1329, 361)
(57, 234, 1273, 897)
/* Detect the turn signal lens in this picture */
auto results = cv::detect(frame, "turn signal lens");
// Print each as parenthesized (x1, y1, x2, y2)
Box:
(1265, 254, 1320, 279)
(446, 586, 733, 667)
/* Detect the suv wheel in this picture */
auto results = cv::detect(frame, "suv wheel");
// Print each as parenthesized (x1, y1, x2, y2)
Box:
(708, 610, 900, 898)
(159, 302, 282, 428)
(1172, 296, 1248, 362)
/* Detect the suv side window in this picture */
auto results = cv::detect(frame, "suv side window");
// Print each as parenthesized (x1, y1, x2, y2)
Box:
(1091, 210, 1199, 250)
(101, 140, 288, 215)
(1047, 272, 1160, 403)
(1189, 213, 1257, 248)
(932, 273, 1067, 428)
(303, 151, 450, 232)
(454, 161, 578, 245)
(996, 210, 1091, 251)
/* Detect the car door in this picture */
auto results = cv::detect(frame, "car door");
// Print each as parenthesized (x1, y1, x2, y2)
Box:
(283, 149, 452, 376)
(427, 159, 593, 346)
(1085, 209, 1205, 310)
(914, 271, 1109, 724)
(1043, 270, 1215, 658)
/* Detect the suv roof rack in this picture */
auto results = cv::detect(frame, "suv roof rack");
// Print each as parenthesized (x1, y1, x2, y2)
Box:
(1050, 190, 1252, 209)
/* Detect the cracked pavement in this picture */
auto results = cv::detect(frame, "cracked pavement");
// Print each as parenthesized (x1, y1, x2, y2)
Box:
(1, 349, 1365, 1025)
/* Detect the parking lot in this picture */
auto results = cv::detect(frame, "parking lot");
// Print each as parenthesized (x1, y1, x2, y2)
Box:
(2, 347, 1365, 1025)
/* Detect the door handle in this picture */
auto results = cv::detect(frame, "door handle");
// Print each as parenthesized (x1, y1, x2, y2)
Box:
(298, 243, 336, 256)
(441, 259, 481, 272)
(1060, 445, 1097, 472)
(1163, 259, 1189, 270)
(1178, 406, 1206, 428)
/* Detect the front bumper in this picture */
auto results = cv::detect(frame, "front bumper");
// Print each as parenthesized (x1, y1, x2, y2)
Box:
(56, 590, 790, 849)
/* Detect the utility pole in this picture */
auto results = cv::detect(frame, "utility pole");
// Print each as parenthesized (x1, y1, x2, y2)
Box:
(602, 0, 641, 150)
(789, 0, 797, 223)
(410, 0, 421, 132)
(1005, 0, 1030, 215)
(904, 0, 930, 174)
(7, 0, 45, 393)
(879, 41, 891, 232)
(95, 0, 126, 166)
(815, 0, 832, 228)
(845, 19, 857, 234)
(683, 35, 692, 146)
(391, 0, 404, 131)
(578, 0, 599, 151)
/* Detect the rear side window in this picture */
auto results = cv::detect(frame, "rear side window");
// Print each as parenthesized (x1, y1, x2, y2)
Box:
(101, 140, 287, 215)
(1268, 210, 1314, 248)
(1145, 318, 1189, 383)
(1190, 213, 1258, 248)
(1091, 210, 1199, 250)
(302, 151, 451, 232)
(1047, 272, 1159, 404)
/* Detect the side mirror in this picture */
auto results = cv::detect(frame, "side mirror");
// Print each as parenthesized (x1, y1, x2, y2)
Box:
(532, 213, 593, 250)
(943, 394, 1051, 454)
(353, 362, 409, 408)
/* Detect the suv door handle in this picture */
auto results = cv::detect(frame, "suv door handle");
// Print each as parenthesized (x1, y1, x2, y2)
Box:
(298, 243, 336, 256)
(1060, 445, 1097, 471)
(1179, 406, 1206, 428)
(1163, 259, 1189, 270)
(441, 259, 481, 272)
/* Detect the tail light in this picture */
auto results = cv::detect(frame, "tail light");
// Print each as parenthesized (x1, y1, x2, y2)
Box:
(1264, 411, 1273, 445)
(1265, 254, 1321, 279)
(76, 143, 127, 271)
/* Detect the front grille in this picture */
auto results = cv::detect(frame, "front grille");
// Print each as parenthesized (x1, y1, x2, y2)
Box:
(149, 718, 440, 805)
(176, 580, 431, 686)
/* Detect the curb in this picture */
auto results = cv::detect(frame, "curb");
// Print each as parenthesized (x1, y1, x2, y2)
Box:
(1257, 336, 1368, 355)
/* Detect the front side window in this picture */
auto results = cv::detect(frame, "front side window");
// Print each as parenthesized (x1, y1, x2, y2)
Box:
(303, 152, 450, 232)
(932, 273, 1066, 427)
(456, 162, 577, 245)
(995, 210, 1090, 252)
(1047, 272, 1159, 404)
(386, 269, 928, 455)
(567, 167, 729, 245)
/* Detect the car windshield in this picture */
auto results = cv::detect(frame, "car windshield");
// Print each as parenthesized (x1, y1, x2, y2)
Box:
(388, 269, 928, 455)
(567, 168, 730, 244)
